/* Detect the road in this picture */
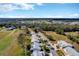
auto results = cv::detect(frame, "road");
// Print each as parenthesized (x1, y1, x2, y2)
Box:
(29, 28, 57, 56)
(30, 31, 43, 56)
(37, 32, 57, 56)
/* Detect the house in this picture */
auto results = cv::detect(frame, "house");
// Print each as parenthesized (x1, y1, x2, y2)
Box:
(57, 40, 73, 48)
(57, 40, 79, 56)
(6, 26, 16, 30)
(20, 25, 26, 30)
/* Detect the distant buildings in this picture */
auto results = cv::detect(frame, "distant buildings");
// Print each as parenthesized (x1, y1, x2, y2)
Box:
(57, 40, 79, 56)
(52, 20, 79, 25)
(20, 25, 26, 30)
(6, 26, 16, 30)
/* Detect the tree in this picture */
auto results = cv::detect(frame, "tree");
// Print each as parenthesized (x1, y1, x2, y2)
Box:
(67, 35, 79, 43)
(47, 35, 55, 41)
(18, 33, 31, 56)
(44, 46, 50, 53)
(55, 28, 64, 35)
(18, 33, 26, 48)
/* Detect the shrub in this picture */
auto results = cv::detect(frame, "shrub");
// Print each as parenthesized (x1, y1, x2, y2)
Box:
(47, 35, 55, 41)
(56, 50, 64, 56)
(43, 45, 50, 53)
(55, 28, 64, 35)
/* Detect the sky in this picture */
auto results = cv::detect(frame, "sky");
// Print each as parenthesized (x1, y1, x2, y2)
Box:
(0, 3, 79, 18)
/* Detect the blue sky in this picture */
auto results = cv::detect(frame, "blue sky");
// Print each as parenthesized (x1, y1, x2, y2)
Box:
(0, 3, 79, 18)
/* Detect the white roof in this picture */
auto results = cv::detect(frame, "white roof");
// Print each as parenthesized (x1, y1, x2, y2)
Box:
(64, 47, 79, 56)
(57, 40, 73, 48)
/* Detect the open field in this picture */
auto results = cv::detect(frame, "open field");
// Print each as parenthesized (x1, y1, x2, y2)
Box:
(0, 19, 79, 56)
(0, 31, 11, 39)
(44, 31, 79, 51)
(65, 32, 79, 51)
(44, 31, 73, 43)
(0, 29, 24, 55)
(65, 32, 79, 36)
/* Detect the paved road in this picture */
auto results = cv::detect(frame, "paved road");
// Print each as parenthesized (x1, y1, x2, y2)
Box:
(30, 31, 43, 56)
(30, 30, 57, 56)
(37, 32, 57, 56)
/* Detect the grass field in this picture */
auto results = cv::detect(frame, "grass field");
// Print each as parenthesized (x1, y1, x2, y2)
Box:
(44, 31, 73, 43)
(65, 32, 79, 51)
(44, 31, 79, 51)
(0, 31, 11, 39)
(0, 29, 24, 55)
(65, 32, 79, 36)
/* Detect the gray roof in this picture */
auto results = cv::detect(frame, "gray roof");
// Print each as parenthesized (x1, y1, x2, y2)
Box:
(57, 41, 79, 56)
(64, 47, 79, 56)
(57, 40, 73, 48)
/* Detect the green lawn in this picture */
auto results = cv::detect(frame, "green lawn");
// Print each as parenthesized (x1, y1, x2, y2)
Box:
(0, 30, 16, 54)
(0, 31, 11, 39)
(0, 36, 12, 51)
(0, 29, 24, 55)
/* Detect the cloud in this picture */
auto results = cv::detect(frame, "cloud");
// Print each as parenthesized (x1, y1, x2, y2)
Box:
(1, 13, 79, 18)
(69, 13, 79, 17)
(0, 3, 35, 12)
(52, 15, 64, 18)
(0, 15, 27, 18)
(36, 3, 43, 6)
(17, 3, 35, 10)
(45, 15, 64, 18)
(47, 14, 79, 18)
(0, 14, 38, 18)
(0, 14, 64, 18)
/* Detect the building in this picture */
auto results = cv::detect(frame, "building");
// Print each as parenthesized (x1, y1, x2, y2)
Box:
(6, 26, 16, 30)
(57, 40, 79, 56)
